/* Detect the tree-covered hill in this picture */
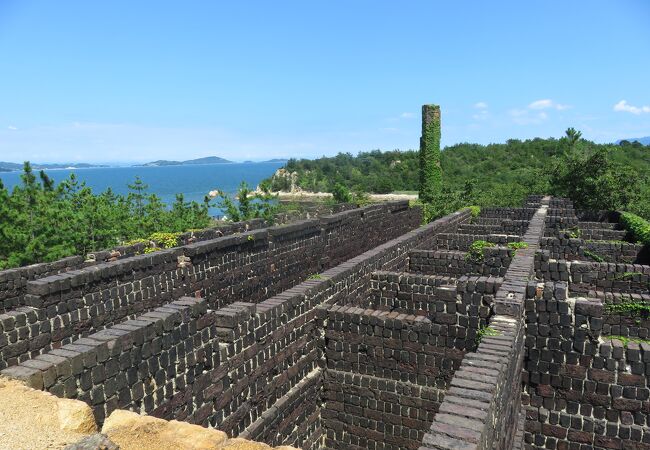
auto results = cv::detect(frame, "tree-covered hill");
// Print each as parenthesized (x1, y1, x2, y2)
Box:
(262, 137, 650, 217)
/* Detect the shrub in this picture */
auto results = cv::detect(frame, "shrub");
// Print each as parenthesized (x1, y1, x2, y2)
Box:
(620, 212, 650, 245)
(507, 241, 528, 251)
(332, 183, 352, 203)
(468, 205, 481, 217)
(124, 238, 150, 247)
(351, 190, 371, 207)
(217, 182, 278, 223)
(466, 240, 492, 263)
(149, 232, 182, 249)
(560, 227, 582, 239)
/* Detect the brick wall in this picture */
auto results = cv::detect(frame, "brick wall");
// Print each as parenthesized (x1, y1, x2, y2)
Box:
(0, 220, 271, 314)
(541, 237, 644, 263)
(365, 271, 499, 344)
(420, 198, 550, 449)
(224, 208, 470, 448)
(2, 297, 215, 424)
(87, 218, 268, 264)
(0, 256, 85, 313)
(320, 306, 455, 450)
(409, 246, 514, 277)
(523, 281, 650, 448)
(432, 232, 522, 251)
(0, 202, 421, 370)
(480, 207, 537, 220)
(535, 251, 650, 295)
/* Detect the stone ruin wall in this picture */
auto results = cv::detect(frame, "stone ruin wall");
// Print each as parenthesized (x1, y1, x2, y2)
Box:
(1, 200, 430, 447)
(1, 196, 649, 450)
(0, 218, 268, 313)
(524, 200, 650, 450)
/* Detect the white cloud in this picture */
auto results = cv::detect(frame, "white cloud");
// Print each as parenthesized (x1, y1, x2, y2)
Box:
(509, 109, 547, 125)
(471, 103, 489, 121)
(613, 100, 650, 115)
(506, 99, 569, 125)
(528, 99, 570, 111)
(528, 99, 552, 109)
(7, 125, 17, 130)
(400, 112, 414, 119)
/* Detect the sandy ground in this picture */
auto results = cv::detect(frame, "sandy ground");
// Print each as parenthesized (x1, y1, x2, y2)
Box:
(210, 187, 418, 203)
(0, 378, 91, 450)
(0, 378, 299, 450)
(272, 191, 418, 201)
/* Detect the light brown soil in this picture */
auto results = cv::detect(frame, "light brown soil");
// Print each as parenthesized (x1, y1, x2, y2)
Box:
(0, 378, 298, 450)
(0, 377, 94, 450)
(102, 410, 298, 450)
(272, 191, 418, 201)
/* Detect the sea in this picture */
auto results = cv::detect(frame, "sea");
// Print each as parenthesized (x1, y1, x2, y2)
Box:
(0, 162, 285, 217)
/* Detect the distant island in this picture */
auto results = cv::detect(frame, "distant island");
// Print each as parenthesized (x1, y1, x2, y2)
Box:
(0, 157, 289, 172)
(140, 156, 288, 166)
(0, 161, 108, 172)
(140, 156, 232, 167)
(618, 136, 650, 145)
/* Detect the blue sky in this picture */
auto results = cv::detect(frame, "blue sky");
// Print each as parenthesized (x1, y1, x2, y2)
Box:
(0, 1, 649, 164)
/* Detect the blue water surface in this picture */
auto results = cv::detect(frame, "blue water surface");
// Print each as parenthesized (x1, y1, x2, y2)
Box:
(0, 162, 284, 216)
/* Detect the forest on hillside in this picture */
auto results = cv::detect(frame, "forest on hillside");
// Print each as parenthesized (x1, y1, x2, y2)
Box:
(3, 134, 649, 270)
(261, 136, 650, 219)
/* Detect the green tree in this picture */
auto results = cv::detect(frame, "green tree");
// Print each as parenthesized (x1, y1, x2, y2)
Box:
(564, 127, 583, 148)
(332, 183, 352, 203)
(217, 182, 278, 223)
(549, 145, 641, 210)
(127, 176, 149, 217)
(0, 180, 14, 268)
(0, 164, 223, 268)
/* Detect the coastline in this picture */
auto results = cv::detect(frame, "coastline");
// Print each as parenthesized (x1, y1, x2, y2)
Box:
(268, 191, 418, 202)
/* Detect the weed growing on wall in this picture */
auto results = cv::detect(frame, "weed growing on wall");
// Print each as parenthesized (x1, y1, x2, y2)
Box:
(605, 335, 650, 347)
(605, 297, 650, 318)
(466, 240, 527, 263)
(559, 227, 582, 239)
(583, 249, 605, 262)
(507, 241, 528, 254)
(125, 232, 182, 254)
(466, 240, 492, 263)
(468, 205, 481, 218)
(476, 326, 500, 345)
(613, 272, 644, 280)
